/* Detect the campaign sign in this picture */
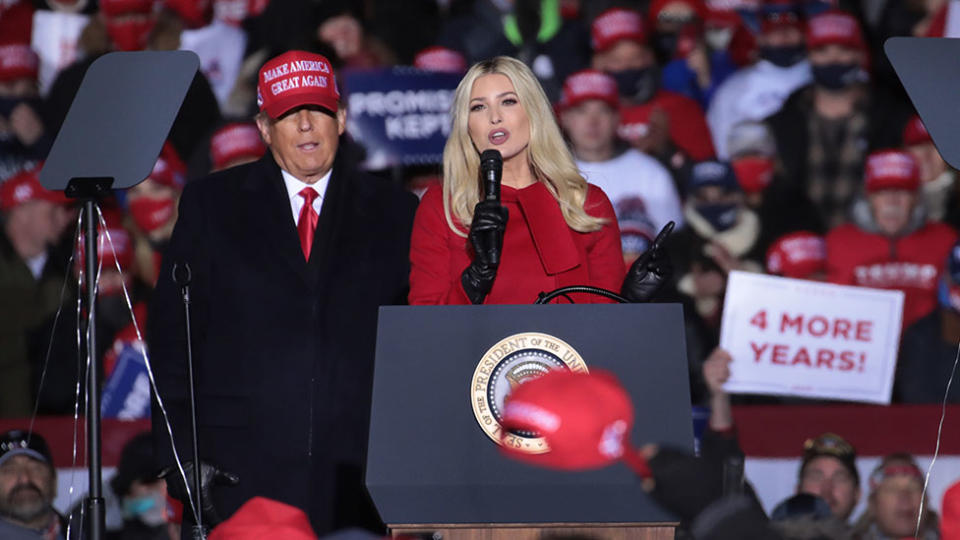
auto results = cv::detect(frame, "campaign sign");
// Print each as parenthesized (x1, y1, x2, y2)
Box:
(343, 67, 460, 169)
(719, 271, 904, 404)
(101, 341, 152, 420)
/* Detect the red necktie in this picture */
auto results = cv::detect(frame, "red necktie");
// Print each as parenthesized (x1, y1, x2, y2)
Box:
(297, 187, 319, 260)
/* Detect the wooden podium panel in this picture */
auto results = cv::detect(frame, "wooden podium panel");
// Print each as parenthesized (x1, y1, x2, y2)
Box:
(389, 523, 677, 540)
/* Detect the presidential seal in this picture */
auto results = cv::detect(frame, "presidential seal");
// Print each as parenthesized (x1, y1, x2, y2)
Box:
(471, 332, 588, 454)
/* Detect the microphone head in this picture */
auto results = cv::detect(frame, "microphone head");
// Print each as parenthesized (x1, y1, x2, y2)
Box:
(480, 149, 502, 172)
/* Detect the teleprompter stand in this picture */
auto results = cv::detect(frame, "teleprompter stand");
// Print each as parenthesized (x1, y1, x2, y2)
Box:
(39, 51, 199, 540)
(367, 304, 694, 539)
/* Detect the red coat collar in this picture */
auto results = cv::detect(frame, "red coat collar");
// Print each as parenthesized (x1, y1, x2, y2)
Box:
(503, 182, 580, 275)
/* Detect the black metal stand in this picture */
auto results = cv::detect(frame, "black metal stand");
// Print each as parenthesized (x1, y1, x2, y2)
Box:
(67, 177, 113, 540)
(173, 262, 207, 540)
(535, 286, 630, 305)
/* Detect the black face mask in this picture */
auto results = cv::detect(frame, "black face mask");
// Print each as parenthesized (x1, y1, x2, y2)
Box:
(609, 66, 659, 104)
(759, 44, 806, 67)
(812, 62, 863, 91)
(696, 202, 739, 231)
(0, 96, 42, 118)
(653, 32, 679, 62)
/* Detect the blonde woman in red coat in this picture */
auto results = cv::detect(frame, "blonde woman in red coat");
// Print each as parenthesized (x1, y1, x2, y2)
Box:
(409, 56, 670, 305)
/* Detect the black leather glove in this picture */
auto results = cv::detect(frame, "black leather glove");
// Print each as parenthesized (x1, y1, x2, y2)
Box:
(647, 447, 723, 523)
(621, 222, 674, 303)
(461, 200, 508, 304)
(160, 461, 239, 526)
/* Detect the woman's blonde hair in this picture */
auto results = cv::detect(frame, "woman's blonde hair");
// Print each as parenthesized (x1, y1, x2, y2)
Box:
(442, 56, 606, 236)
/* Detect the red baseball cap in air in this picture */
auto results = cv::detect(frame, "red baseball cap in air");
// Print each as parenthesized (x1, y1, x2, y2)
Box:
(766, 231, 826, 279)
(500, 369, 649, 473)
(558, 69, 619, 111)
(864, 149, 920, 193)
(209, 497, 317, 540)
(257, 50, 339, 120)
(592, 8, 647, 52)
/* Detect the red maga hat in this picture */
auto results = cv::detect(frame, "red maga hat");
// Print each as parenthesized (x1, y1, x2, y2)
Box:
(766, 231, 826, 279)
(148, 142, 186, 191)
(865, 149, 920, 193)
(592, 8, 647, 52)
(0, 44, 38, 82)
(413, 45, 467, 74)
(0, 166, 67, 211)
(806, 10, 865, 51)
(902, 114, 932, 147)
(257, 50, 339, 120)
(558, 69, 619, 111)
(500, 369, 651, 477)
(209, 497, 317, 540)
(210, 122, 266, 170)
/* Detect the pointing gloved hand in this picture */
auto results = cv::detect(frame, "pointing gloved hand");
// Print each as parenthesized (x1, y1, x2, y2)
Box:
(461, 200, 509, 304)
(621, 221, 674, 303)
(161, 460, 239, 526)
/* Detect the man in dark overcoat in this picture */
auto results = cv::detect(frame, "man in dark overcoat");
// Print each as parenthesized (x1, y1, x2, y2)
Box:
(148, 50, 417, 536)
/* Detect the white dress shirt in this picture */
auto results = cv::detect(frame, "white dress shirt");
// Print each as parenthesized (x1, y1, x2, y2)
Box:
(281, 168, 331, 225)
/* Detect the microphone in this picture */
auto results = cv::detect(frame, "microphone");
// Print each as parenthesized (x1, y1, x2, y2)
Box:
(480, 149, 502, 202)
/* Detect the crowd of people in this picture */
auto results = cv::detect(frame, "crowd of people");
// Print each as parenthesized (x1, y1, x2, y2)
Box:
(3, 0, 960, 537)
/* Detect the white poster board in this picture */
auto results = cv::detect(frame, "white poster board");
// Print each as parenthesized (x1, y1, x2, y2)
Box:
(719, 271, 904, 404)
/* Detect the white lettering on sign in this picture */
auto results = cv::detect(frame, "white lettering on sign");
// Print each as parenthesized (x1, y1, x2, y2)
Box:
(348, 89, 454, 117)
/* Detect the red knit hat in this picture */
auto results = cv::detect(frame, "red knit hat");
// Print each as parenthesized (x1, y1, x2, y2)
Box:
(413, 46, 467, 74)
(902, 115, 932, 147)
(591, 8, 647, 52)
(209, 497, 317, 540)
(864, 149, 920, 193)
(257, 50, 339, 120)
(558, 69, 619, 111)
(0, 166, 67, 211)
(499, 370, 651, 477)
(209, 123, 265, 170)
(806, 10, 865, 51)
(766, 231, 826, 279)
(0, 44, 38, 82)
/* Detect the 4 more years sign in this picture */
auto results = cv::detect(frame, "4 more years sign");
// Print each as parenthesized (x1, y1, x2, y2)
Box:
(720, 272, 904, 404)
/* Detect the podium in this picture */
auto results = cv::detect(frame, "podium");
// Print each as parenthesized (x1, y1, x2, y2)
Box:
(367, 304, 693, 539)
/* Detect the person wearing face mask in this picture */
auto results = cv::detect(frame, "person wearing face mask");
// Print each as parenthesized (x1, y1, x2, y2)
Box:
(409, 56, 671, 306)
(707, 0, 812, 159)
(896, 240, 960, 403)
(111, 433, 173, 540)
(589, 6, 716, 176)
(901, 115, 960, 228)
(765, 10, 913, 231)
(651, 0, 738, 110)
(0, 40, 49, 183)
(826, 150, 958, 330)
(126, 142, 185, 287)
(667, 160, 765, 347)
